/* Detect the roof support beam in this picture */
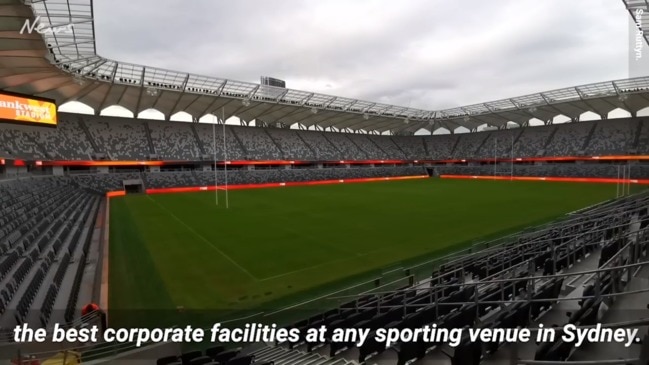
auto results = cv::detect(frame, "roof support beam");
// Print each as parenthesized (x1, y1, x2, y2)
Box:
(275, 89, 290, 102)
(575, 87, 604, 118)
(166, 74, 191, 118)
(134, 67, 146, 115)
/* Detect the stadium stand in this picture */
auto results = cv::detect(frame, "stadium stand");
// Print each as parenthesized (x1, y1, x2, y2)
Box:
(433, 164, 649, 179)
(543, 122, 593, 157)
(479, 129, 523, 158)
(84, 116, 152, 160)
(423, 134, 458, 160)
(367, 134, 407, 159)
(515, 125, 556, 158)
(0, 177, 100, 331)
(3, 1, 649, 363)
(0, 124, 46, 160)
(75, 166, 427, 193)
(0, 116, 94, 160)
(73, 173, 142, 193)
(450, 132, 489, 159)
(266, 128, 316, 160)
(588, 118, 640, 155)
(637, 118, 649, 154)
(148, 120, 203, 160)
(345, 134, 389, 159)
(142, 171, 196, 189)
(320, 133, 369, 160)
(1, 171, 637, 364)
(231, 126, 284, 160)
(391, 136, 426, 160)
(0, 112, 648, 364)
(1, 114, 648, 162)
(193, 123, 247, 161)
(30, 116, 96, 160)
(296, 130, 342, 160)
(155, 191, 649, 365)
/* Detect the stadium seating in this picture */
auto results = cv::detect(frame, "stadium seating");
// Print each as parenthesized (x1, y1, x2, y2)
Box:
(0, 124, 47, 160)
(515, 124, 556, 157)
(84, 115, 152, 160)
(319, 132, 368, 160)
(543, 122, 592, 156)
(451, 131, 489, 159)
(476, 129, 522, 158)
(230, 126, 283, 160)
(193, 123, 246, 160)
(154, 192, 649, 365)
(0, 177, 100, 331)
(1, 113, 648, 162)
(367, 134, 407, 159)
(0, 115, 94, 160)
(73, 172, 141, 193)
(637, 118, 649, 154)
(148, 120, 202, 160)
(432, 164, 649, 179)
(266, 128, 316, 160)
(345, 134, 388, 159)
(587, 118, 640, 155)
(75, 166, 427, 193)
(296, 130, 342, 160)
(423, 134, 458, 160)
(1, 109, 648, 365)
(392, 136, 426, 159)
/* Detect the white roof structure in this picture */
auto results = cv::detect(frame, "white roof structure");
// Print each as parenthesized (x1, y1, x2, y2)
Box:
(622, 0, 649, 45)
(1, 0, 649, 134)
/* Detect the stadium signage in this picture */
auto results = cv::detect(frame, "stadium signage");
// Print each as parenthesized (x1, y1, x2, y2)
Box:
(0, 100, 50, 120)
(19, 16, 74, 35)
(0, 93, 57, 127)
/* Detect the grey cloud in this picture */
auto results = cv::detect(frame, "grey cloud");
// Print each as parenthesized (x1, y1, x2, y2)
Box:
(92, 0, 630, 111)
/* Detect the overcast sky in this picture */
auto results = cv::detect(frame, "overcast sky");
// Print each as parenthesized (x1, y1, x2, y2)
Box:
(90, 0, 631, 113)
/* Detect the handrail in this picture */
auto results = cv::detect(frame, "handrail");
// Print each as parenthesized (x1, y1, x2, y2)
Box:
(517, 360, 638, 365)
(3, 184, 647, 362)
(327, 259, 649, 301)
(351, 286, 649, 310)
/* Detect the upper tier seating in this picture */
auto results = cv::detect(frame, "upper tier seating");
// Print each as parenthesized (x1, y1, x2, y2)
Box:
(587, 119, 639, 155)
(543, 122, 592, 156)
(148, 120, 202, 160)
(433, 163, 649, 179)
(266, 128, 316, 160)
(84, 116, 151, 160)
(423, 134, 457, 160)
(297, 130, 343, 160)
(231, 126, 283, 160)
(515, 125, 556, 157)
(0, 113, 646, 161)
(193, 123, 246, 160)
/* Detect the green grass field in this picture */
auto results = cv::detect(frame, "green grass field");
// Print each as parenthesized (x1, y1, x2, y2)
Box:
(108, 178, 620, 326)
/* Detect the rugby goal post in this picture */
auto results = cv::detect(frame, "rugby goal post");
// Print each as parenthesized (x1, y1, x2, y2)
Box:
(616, 164, 632, 198)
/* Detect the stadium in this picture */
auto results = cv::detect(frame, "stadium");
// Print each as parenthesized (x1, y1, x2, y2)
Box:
(0, 0, 649, 364)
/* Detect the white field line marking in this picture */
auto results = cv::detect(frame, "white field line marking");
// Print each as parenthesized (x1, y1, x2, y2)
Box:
(258, 247, 388, 282)
(147, 195, 258, 281)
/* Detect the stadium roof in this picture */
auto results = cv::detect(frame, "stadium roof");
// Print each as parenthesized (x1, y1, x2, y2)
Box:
(622, 0, 649, 45)
(1, 0, 649, 134)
